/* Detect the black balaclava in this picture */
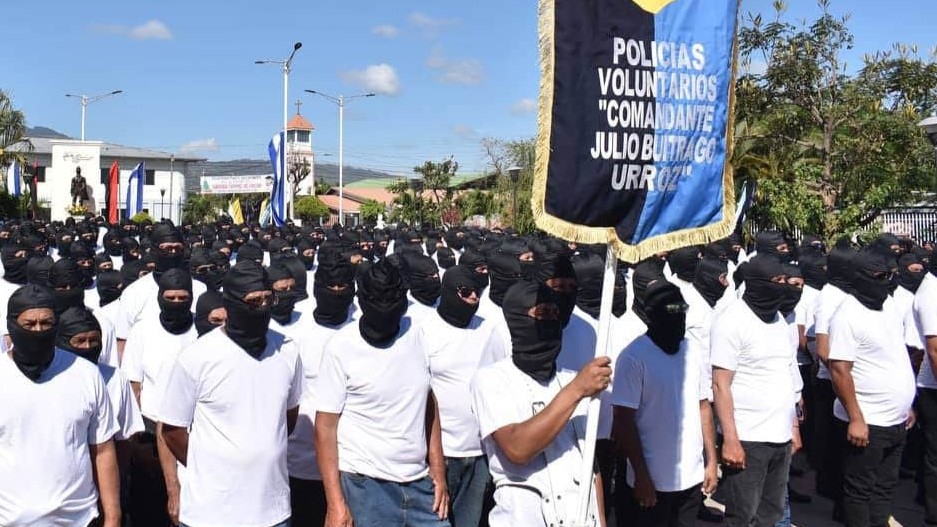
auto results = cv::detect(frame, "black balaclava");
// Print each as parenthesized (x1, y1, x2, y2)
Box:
(96, 270, 123, 307)
(2, 244, 30, 285)
(56, 306, 103, 363)
(643, 281, 687, 354)
(870, 233, 903, 258)
(669, 246, 702, 283)
(158, 268, 194, 335)
(898, 253, 926, 293)
(779, 264, 804, 316)
(222, 260, 272, 357)
(195, 290, 225, 337)
(402, 253, 441, 306)
(800, 253, 828, 290)
(693, 257, 728, 308)
(799, 234, 826, 258)
(458, 249, 489, 292)
(236, 241, 264, 265)
(56, 231, 75, 258)
(612, 267, 629, 317)
(122, 237, 141, 262)
(504, 279, 563, 383)
(741, 255, 787, 323)
(437, 265, 479, 328)
(49, 258, 85, 315)
(755, 231, 792, 263)
(68, 241, 96, 288)
(151, 224, 185, 276)
(572, 251, 604, 319)
(357, 259, 408, 348)
(93, 253, 113, 276)
(7, 284, 57, 381)
(536, 251, 577, 328)
(103, 230, 123, 257)
(268, 263, 299, 325)
(313, 256, 356, 327)
(850, 249, 896, 311)
(189, 248, 223, 292)
(27, 256, 54, 287)
(280, 256, 310, 302)
(296, 238, 318, 270)
(436, 247, 457, 270)
(267, 238, 293, 263)
(827, 245, 857, 293)
(121, 260, 149, 288)
(632, 259, 666, 323)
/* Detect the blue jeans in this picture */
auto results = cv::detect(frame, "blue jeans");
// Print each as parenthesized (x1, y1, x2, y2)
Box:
(773, 486, 791, 527)
(340, 472, 449, 527)
(446, 456, 490, 527)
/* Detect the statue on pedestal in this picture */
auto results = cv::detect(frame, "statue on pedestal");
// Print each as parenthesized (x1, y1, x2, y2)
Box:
(70, 167, 88, 206)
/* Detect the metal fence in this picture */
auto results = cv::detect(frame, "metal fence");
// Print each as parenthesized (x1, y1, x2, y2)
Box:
(748, 207, 937, 244)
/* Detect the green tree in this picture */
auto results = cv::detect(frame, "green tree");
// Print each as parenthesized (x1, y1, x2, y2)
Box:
(182, 194, 227, 224)
(482, 137, 537, 233)
(131, 211, 154, 224)
(359, 199, 385, 223)
(315, 180, 333, 196)
(736, 0, 937, 239)
(293, 195, 330, 223)
(0, 90, 28, 167)
(456, 189, 497, 218)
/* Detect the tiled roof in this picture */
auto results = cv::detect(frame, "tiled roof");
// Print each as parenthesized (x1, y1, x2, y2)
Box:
(12, 137, 205, 162)
(287, 113, 315, 131)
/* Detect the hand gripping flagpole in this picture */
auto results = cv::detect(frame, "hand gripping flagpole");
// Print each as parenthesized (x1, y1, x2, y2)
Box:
(575, 240, 617, 526)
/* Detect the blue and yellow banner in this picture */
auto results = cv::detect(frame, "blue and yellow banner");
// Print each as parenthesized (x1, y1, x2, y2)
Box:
(532, 0, 739, 262)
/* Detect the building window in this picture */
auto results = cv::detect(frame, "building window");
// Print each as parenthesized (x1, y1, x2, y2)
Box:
(100, 168, 110, 184)
(145, 169, 155, 186)
(28, 166, 46, 183)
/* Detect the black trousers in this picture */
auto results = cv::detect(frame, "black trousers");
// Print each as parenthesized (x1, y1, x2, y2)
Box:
(918, 388, 937, 526)
(720, 441, 791, 527)
(618, 483, 702, 527)
(128, 431, 172, 527)
(798, 364, 815, 460)
(813, 378, 843, 499)
(838, 419, 907, 527)
(289, 477, 327, 527)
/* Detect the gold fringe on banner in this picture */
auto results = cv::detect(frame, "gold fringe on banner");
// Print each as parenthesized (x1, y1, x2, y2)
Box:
(531, 0, 741, 263)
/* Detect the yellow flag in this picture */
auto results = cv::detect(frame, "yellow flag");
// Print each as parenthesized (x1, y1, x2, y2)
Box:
(631, 0, 678, 14)
(228, 197, 244, 224)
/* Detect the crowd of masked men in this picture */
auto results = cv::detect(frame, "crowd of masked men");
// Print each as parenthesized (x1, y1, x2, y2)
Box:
(0, 214, 933, 527)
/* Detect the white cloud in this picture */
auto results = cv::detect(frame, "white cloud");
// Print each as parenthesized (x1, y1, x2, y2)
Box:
(372, 25, 399, 38)
(340, 64, 401, 96)
(511, 98, 538, 115)
(408, 12, 459, 34)
(91, 19, 173, 40)
(426, 47, 484, 86)
(180, 138, 219, 155)
(453, 125, 478, 139)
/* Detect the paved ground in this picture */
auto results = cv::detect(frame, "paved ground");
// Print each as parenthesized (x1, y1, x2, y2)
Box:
(698, 468, 925, 527)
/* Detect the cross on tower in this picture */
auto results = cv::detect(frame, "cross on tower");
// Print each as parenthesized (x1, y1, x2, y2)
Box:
(295, 99, 303, 115)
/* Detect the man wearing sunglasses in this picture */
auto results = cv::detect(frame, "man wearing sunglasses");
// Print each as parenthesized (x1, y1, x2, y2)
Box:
(418, 265, 497, 527)
(829, 249, 916, 527)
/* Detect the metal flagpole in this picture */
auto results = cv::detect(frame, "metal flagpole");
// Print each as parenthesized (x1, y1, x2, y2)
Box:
(575, 241, 618, 525)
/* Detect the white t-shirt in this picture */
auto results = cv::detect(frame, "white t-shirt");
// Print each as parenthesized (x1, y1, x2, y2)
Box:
(684, 286, 717, 397)
(611, 336, 707, 492)
(419, 312, 495, 458)
(0, 349, 118, 526)
(471, 359, 596, 527)
(829, 295, 916, 427)
(116, 273, 206, 340)
(915, 274, 937, 389)
(288, 318, 353, 481)
(121, 317, 198, 420)
(892, 286, 921, 349)
(160, 329, 303, 527)
(406, 293, 439, 325)
(317, 317, 432, 483)
(99, 361, 145, 441)
(710, 300, 799, 443)
(813, 284, 849, 380)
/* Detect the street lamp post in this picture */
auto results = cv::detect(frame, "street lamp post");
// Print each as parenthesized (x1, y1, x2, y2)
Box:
(169, 155, 174, 223)
(507, 166, 522, 227)
(159, 188, 166, 219)
(305, 89, 376, 225)
(65, 90, 123, 141)
(256, 42, 302, 223)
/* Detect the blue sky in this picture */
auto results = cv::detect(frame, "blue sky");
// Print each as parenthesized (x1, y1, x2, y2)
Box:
(1, 0, 933, 176)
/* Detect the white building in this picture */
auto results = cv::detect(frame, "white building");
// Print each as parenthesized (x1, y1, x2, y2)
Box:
(5, 137, 204, 223)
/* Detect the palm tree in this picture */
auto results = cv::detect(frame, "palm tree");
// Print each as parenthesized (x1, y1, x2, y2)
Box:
(0, 90, 29, 166)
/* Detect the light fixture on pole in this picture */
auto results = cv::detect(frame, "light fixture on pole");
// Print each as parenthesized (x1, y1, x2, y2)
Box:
(256, 42, 302, 222)
(64, 90, 123, 141)
(305, 89, 376, 225)
(507, 166, 522, 226)
(159, 187, 166, 219)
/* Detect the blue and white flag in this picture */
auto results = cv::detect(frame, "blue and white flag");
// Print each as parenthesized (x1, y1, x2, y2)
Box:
(125, 162, 145, 219)
(6, 160, 21, 197)
(268, 132, 286, 227)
